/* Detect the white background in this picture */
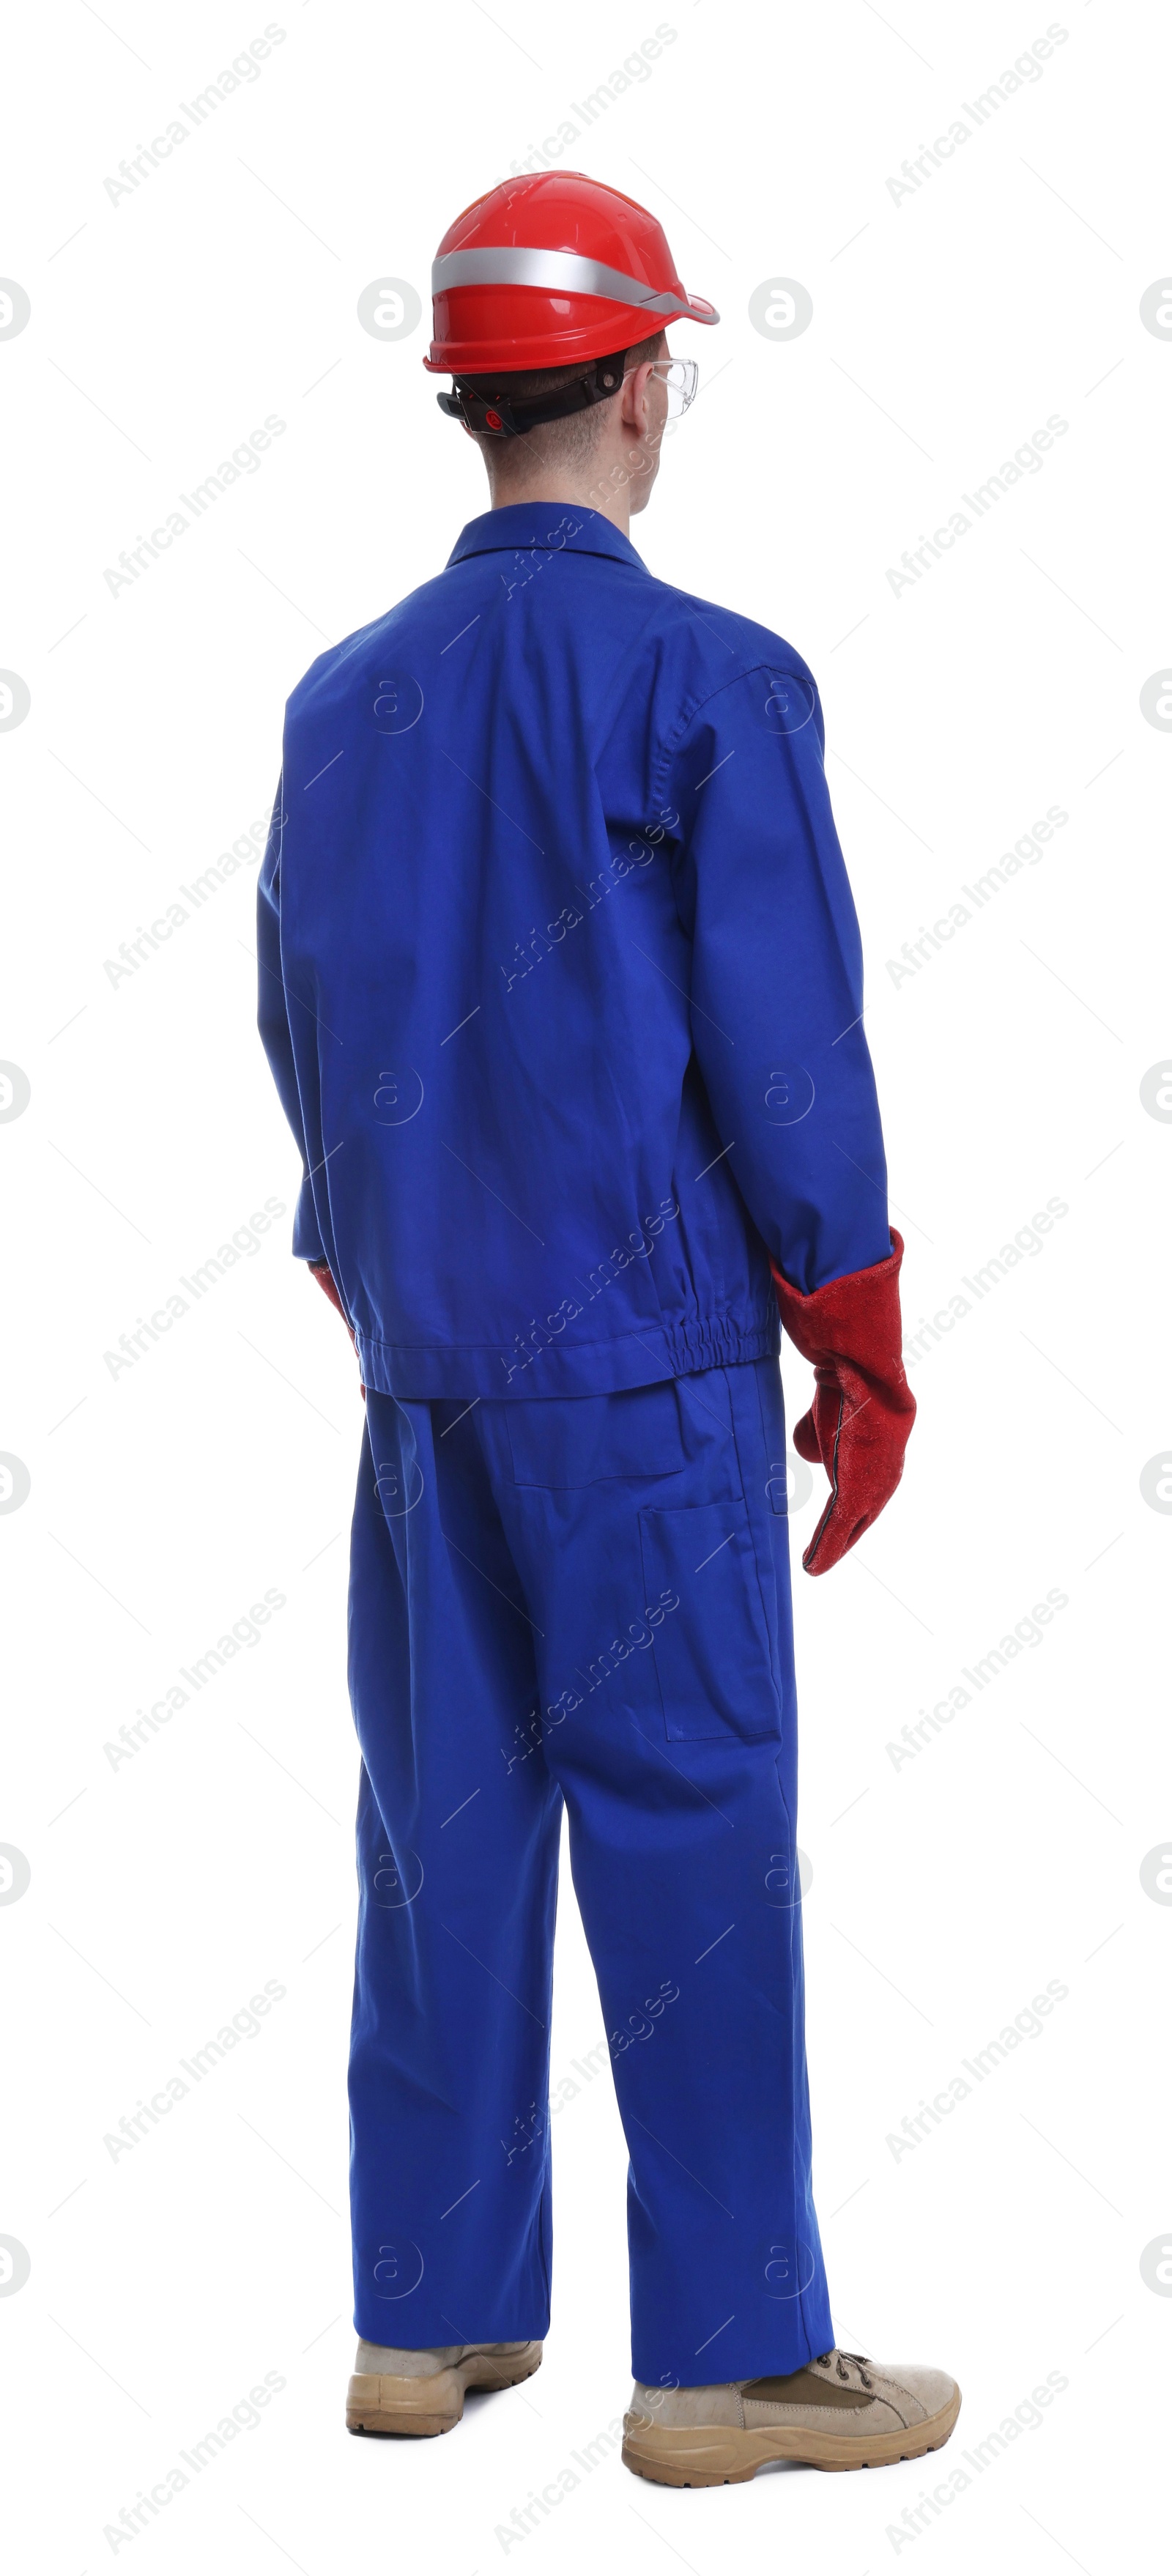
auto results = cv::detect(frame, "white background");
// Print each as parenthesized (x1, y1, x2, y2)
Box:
(3, 2, 1168, 2569)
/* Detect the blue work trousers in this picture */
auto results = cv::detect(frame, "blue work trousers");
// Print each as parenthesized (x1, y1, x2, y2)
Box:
(346, 1358, 834, 2384)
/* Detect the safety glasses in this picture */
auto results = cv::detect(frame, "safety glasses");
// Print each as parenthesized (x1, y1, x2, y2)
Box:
(628, 356, 699, 419)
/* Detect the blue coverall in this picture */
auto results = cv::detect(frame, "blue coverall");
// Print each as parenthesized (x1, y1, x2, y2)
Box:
(258, 503, 891, 2385)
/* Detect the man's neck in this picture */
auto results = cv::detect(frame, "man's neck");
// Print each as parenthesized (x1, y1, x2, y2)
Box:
(484, 467, 632, 538)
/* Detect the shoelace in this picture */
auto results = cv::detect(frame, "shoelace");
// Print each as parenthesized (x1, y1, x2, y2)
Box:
(815, 2347, 875, 2393)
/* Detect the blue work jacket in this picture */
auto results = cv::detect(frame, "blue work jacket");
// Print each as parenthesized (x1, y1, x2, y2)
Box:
(257, 503, 891, 1400)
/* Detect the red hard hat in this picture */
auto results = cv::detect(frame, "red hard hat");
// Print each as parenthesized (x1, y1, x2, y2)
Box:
(424, 171, 718, 375)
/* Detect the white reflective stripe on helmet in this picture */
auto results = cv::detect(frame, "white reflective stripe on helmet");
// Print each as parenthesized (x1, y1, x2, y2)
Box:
(431, 244, 684, 315)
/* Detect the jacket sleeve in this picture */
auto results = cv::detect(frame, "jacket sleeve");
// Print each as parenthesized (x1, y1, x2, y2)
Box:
(666, 663, 892, 1295)
(256, 773, 328, 1264)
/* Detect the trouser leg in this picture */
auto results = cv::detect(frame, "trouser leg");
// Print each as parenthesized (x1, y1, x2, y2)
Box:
(477, 1358, 834, 2387)
(346, 1391, 561, 2346)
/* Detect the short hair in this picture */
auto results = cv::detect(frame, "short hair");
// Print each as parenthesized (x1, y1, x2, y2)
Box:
(461, 330, 666, 470)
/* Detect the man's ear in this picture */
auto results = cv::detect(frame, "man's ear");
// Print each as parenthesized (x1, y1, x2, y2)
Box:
(620, 360, 656, 434)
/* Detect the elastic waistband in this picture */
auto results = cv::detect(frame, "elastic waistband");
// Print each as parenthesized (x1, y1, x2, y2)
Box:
(356, 1307, 779, 1402)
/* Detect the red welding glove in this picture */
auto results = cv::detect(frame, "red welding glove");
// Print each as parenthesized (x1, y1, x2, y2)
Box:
(308, 1260, 365, 1396)
(771, 1230, 915, 1576)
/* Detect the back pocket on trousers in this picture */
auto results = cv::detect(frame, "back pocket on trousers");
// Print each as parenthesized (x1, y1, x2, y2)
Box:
(505, 1381, 684, 1488)
(638, 1500, 780, 1742)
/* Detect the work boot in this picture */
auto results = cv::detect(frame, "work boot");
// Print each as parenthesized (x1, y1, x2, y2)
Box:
(346, 2339, 542, 2436)
(622, 2345, 960, 2484)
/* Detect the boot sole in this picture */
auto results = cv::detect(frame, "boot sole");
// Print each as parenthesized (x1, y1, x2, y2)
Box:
(622, 2383, 961, 2485)
(346, 2343, 543, 2438)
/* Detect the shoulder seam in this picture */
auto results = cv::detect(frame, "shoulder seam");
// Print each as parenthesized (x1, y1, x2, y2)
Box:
(651, 659, 817, 802)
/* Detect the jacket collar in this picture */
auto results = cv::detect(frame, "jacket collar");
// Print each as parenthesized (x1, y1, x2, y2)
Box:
(447, 501, 647, 571)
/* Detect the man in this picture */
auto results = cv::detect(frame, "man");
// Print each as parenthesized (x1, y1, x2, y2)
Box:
(258, 171, 959, 2487)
